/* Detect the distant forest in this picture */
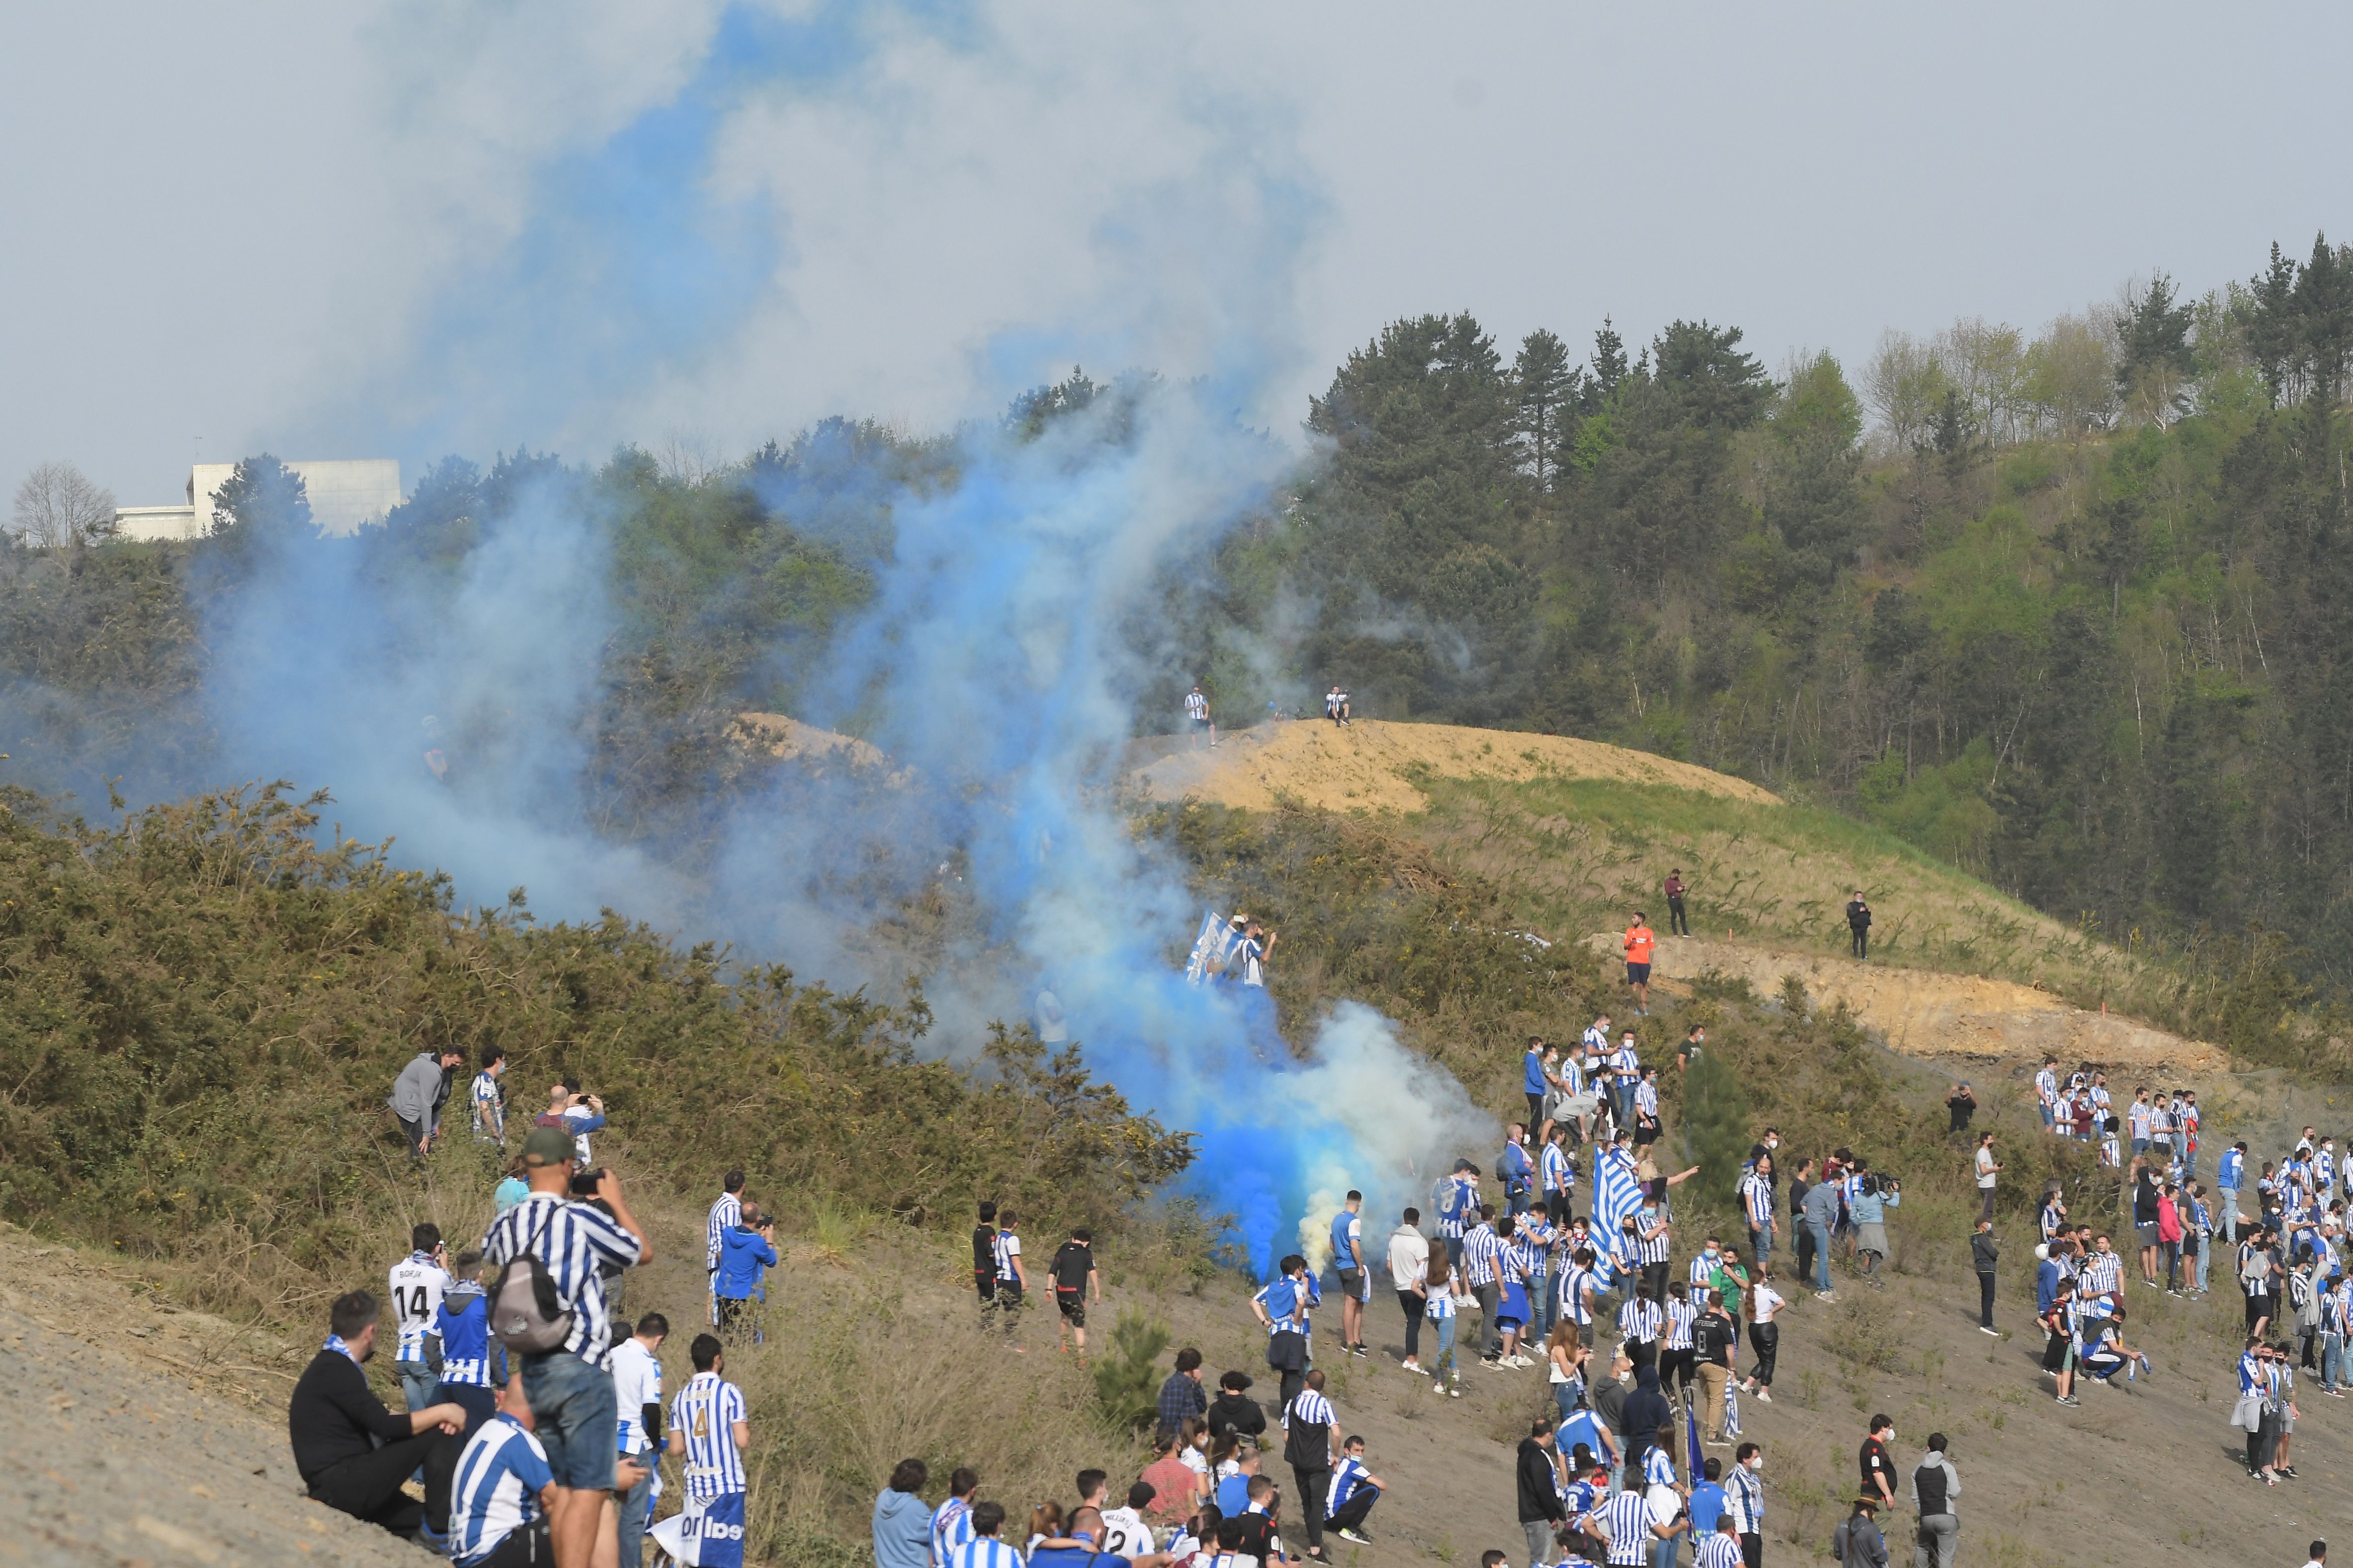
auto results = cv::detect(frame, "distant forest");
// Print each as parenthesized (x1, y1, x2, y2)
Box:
(7, 233, 2353, 984)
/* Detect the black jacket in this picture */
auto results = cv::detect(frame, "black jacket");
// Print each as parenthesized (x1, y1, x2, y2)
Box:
(1517, 1437, 1564, 1522)
(1971, 1232, 1999, 1273)
(1619, 1365, 1671, 1462)
(288, 1349, 411, 1483)
(1206, 1390, 1267, 1443)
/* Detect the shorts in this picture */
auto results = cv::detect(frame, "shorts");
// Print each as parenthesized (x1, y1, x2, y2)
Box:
(1056, 1289, 1086, 1326)
(2042, 1330, 2070, 1372)
(660, 1492, 746, 1568)
(1338, 1267, 1371, 1302)
(1634, 1124, 1659, 1147)
(1626, 962, 1651, 984)
(2135, 1223, 2160, 1248)
(1190, 715, 1212, 730)
(519, 1349, 619, 1491)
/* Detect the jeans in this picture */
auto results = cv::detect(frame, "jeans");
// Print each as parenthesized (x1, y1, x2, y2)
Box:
(398, 1362, 439, 1414)
(2221, 1196, 2239, 1246)
(1914, 1513, 1957, 1568)
(1977, 1271, 1996, 1327)
(2195, 1241, 2211, 1295)
(1526, 1519, 1557, 1568)
(1749, 1226, 1772, 1273)
(1652, 1526, 1682, 1568)
(1398, 1290, 1424, 1359)
(1554, 1378, 1580, 1426)
(519, 1350, 620, 1491)
(2325, 1332, 2347, 1392)
(1531, 1275, 1556, 1340)
(1810, 1220, 1834, 1291)
(616, 1455, 656, 1568)
(1431, 1313, 1458, 1384)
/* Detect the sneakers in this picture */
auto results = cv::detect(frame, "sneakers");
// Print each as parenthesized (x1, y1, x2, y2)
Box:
(2282, 1466, 2301, 1480)
(1447, 1384, 1462, 1399)
(1754, 1388, 1772, 1403)
(1979, 1325, 2001, 1336)
(1816, 1291, 1838, 1303)
(2055, 1394, 2080, 1406)
(1336, 1528, 1373, 1545)
(1402, 1360, 1429, 1377)
(1347, 1344, 1369, 1359)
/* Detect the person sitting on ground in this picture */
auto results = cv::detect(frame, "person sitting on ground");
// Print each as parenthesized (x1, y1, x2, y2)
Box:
(448, 1377, 558, 1568)
(1208, 1369, 1267, 1444)
(1325, 1434, 1384, 1546)
(287, 1290, 468, 1540)
(1212, 1443, 1261, 1517)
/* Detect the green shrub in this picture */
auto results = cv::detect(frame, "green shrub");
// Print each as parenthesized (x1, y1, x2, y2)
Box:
(1091, 1309, 1174, 1430)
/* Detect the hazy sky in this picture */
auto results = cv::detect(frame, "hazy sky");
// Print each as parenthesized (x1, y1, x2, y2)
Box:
(5, 1, 2348, 507)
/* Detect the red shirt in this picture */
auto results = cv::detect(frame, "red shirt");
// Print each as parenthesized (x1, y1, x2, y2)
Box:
(1625, 926, 1657, 965)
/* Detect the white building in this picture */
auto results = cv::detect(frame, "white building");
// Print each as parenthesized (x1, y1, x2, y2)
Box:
(114, 459, 401, 541)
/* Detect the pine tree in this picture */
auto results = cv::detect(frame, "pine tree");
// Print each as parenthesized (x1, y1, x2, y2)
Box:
(1092, 1309, 1174, 1430)
(1513, 329, 1580, 493)
(1681, 1049, 1752, 1200)
(1587, 318, 1629, 406)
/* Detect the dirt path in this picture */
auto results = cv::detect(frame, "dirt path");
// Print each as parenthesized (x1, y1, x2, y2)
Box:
(1128, 719, 1781, 815)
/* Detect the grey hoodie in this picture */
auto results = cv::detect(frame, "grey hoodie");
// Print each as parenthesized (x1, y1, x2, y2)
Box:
(1909, 1451, 1959, 1516)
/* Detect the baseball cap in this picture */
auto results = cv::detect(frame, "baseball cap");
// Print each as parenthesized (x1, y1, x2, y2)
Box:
(521, 1126, 576, 1166)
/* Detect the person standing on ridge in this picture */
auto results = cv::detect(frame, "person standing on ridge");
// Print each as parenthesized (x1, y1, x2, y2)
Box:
(1185, 684, 1217, 750)
(1623, 912, 1656, 1016)
(472, 1048, 509, 1148)
(708, 1172, 745, 1330)
(1331, 1192, 1371, 1358)
(1846, 891, 1872, 961)
(1664, 871, 1689, 937)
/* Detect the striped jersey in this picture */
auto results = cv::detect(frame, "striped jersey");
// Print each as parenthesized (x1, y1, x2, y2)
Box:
(1329, 1456, 1373, 1513)
(449, 1413, 553, 1567)
(931, 1496, 974, 1566)
(1559, 1265, 1594, 1324)
(1697, 1531, 1743, 1568)
(945, 1542, 1024, 1568)
(471, 1070, 503, 1140)
(1282, 1389, 1336, 1430)
(1617, 1297, 1662, 1344)
(1641, 1445, 1677, 1489)
(434, 1283, 500, 1388)
(1634, 1081, 1660, 1120)
(707, 1192, 742, 1272)
(1425, 1284, 1458, 1321)
(388, 1251, 450, 1362)
(1689, 1251, 1722, 1288)
(1461, 1224, 1502, 1287)
(479, 1194, 643, 1366)
(1610, 1045, 1641, 1084)
(1542, 1143, 1573, 1193)
(1739, 1173, 1773, 1229)
(1725, 1465, 1764, 1532)
(1504, 1238, 1542, 1286)
(1598, 1489, 1653, 1564)
(1185, 691, 1208, 720)
(991, 1229, 1023, 1285)
(1662, 1298, 1697, 1350)
(1635, 1207, 1671, 1265)
(669, 1371, 749, 1499)
(2081, 1252, 2122, 1296)
(1435, 1174, 1476, 1239)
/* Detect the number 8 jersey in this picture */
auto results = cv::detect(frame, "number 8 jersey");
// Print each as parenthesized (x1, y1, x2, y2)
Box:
(388, 1250, 451, 1362)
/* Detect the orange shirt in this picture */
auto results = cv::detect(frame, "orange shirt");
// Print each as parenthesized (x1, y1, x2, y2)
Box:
(1624, 925, 1656, 965)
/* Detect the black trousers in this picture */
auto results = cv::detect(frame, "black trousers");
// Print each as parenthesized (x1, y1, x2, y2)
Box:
(1795, 1224, 1817, 1286)
(1668, 896, 1688, 936)
(1851, 925, 1869, 958)
(307, 1430, 454, 1536)
(1658, 1346, 1697, 1394)
(1292, 1465, 1331, 1550)
(1640, 1262, 1669, 1303)
(474, 1520, 554, 1567)
(1740, 1530, 1764, 1568)
(1327, 1485, 1377, 1533)
(1397, 1290, 1423, 1358)
(1528, 1093, 1548, 1134)
(1976, 1271, 1996, 1327)
(1748, 1323, 1779, 1387)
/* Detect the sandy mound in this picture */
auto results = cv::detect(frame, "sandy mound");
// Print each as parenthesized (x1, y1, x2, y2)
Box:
(1588, 930, 2225, 1071)
(1128, 719, 1780, 814)
(732, 711, 895, 772)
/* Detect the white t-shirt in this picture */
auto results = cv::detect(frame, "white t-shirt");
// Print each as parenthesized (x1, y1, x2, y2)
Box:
(1976, 1147, 1997, 1190)
(608, 1336, 664, 1455)
(387, 1253, 450, 1363)
(1388, 1226, 1430, 1289)
(1099, 1505, 1154, 1561)
(1750, 1282, 1785, 1324)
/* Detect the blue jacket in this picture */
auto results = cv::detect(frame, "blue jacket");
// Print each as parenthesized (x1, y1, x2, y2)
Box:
(871, 1487, 930, 1568)
(2219, 1149, 2244, 1192)
(716, 1225, 778, 1299)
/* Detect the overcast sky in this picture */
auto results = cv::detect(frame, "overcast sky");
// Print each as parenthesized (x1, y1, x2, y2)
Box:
(5, 1, 2349, 507)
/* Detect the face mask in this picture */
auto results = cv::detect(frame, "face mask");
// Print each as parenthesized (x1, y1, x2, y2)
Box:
(1746, 1458, 1763, 1472)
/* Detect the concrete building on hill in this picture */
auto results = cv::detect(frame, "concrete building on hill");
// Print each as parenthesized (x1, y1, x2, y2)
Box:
(113, 460, 401, 541)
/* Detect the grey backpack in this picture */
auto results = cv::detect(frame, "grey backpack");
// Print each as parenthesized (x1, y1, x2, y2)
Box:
(491, 1206, 573, 1354)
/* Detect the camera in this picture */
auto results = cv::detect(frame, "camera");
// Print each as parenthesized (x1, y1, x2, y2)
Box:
(569, 1168, 607, 1197)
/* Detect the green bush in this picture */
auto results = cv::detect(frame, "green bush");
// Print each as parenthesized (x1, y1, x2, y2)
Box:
(1091, 1310, 1174, 1430)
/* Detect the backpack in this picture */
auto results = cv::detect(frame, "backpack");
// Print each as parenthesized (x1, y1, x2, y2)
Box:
(490, 1204, 573, 1355)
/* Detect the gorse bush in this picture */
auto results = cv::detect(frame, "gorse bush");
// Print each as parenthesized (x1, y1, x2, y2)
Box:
(0, 783, 1193, 1321)
(1680, 1049, 1752, 1198)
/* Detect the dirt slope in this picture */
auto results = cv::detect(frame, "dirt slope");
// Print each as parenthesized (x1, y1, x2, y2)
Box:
(4, 1225, 419, 1568)
(1593, 931, 2227, 1074)
(1129, 719, 1782, 815)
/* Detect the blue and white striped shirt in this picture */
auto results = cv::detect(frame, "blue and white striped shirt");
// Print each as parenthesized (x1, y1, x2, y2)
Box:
(1560, 1266, 1594, 1324)
(471, 1071, 504, 1141)
(707, 1192, 741, 1273)
(1641, 1445, 1676, 1488)
(449, 1413, 553, 1567)
(1663, 1298, 1697, 1350)
(945, 1542, 1024, 1568)
(1282, 1389, 1337, 1430)
(479, 1194, 642, 1366)
(1617, 1297, 1661, 1344)
(1689, 1252, 1721, 1288)
(1740, 1173, 1774, 1230)
(670, 1371, 749, 1499)
(930, 1495, 974, 1566)
(1542, 1143, 1573, 1194)
(1328, 1457, 1373, 1513)
(1634, 1081, 1660, 1121)
(1635, 1207, 1671, 1266)
(434, 1284, 500, 1389)
(1598, 1489, 1654, 1564)
(1461, 1224, 1502, 1287)
(1698, 1531, 1743, 1568)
